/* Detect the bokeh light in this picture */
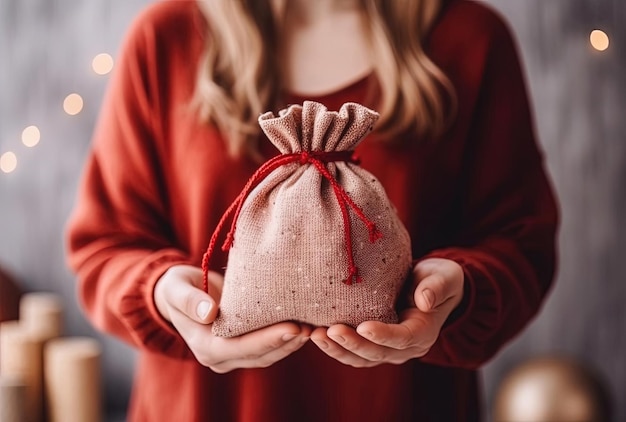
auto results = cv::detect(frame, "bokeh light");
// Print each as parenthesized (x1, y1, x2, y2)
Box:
(590, 30, 610, 51)
(22, 125, 41, 147)
(63, 93, 84, 116)
(0, 152, 18, 173)
(92, 53, 114, 75)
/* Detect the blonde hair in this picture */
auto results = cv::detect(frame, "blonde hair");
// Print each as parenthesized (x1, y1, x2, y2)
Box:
(193, 0, 455, 157)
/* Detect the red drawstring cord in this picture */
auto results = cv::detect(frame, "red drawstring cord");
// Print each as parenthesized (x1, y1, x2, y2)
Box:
(202, 150, 383, 291)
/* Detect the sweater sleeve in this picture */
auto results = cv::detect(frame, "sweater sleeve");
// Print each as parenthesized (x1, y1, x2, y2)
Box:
(65, 9, 192, 359)
(419, 15, 559, 369)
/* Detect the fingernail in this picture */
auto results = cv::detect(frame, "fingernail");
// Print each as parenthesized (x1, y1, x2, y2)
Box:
(196, 301, 211, 320)
(358, 330, 373, 339)
(282, 333, 297, 342)
(330, 335, 345, 344)
(315, 340, 329, 349)
(422, 289, 435, 309)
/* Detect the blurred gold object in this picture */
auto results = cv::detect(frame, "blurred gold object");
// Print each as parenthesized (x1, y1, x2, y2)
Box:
(493, 356, 612, 422)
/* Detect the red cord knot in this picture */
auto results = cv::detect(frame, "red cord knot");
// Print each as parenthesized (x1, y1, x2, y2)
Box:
(299, 151, 310, 165)
(223, 232, 235, 250)
(343, 266, 363, 285)
(366, 222, 383, 242)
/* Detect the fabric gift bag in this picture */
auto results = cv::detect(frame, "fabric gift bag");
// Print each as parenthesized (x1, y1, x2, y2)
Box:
(203, 101, 412, 337)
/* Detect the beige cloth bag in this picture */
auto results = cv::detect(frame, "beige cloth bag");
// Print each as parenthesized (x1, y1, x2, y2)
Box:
(203, 101, 412, 337)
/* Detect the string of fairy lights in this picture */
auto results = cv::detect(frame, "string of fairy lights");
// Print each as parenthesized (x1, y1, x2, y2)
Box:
(0, 29, 613, 175)
(0, 53, 114, 174)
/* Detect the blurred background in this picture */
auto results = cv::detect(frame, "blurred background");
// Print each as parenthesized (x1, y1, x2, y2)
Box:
(0, 0, 624, 421)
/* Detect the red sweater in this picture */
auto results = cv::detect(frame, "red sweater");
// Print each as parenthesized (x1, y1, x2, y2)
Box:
(66, 1, 559, 420)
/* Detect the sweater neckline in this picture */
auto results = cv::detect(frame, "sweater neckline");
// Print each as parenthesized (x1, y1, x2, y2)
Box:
(283, 72, 373, 105)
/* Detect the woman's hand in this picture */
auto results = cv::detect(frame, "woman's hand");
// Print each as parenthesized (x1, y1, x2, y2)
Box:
(310, 258, 464, 367)
(154, 265, 311, 373)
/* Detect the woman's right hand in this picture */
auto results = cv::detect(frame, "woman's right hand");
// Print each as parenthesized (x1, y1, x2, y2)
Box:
(154, 265, 311, 373)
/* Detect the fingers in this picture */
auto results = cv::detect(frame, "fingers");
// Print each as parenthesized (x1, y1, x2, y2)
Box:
(311, 326, 379, 367)
(169, 305, 311, 372)
(311, 325, 414, 367)
(215, 322, 304, 360)
(356, 309, 435, 351)
(356, 320, 414, 350)
(202, 323, 311, 373)
(310, 306, 445, 366)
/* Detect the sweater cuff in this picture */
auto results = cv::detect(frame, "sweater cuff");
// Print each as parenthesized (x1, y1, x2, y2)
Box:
(118, 250, 194, 359)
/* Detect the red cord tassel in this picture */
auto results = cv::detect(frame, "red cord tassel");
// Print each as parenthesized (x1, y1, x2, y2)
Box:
(202, 150, 382, 292)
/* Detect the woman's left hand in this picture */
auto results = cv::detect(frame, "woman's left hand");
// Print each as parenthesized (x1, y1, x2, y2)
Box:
(311, 258, 464, 367)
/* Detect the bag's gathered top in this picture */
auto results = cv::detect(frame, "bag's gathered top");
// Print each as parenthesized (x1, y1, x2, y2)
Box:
(203, 101, 412, 337)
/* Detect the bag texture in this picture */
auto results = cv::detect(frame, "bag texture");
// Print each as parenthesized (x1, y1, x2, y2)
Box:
(204, 101, 412, 337)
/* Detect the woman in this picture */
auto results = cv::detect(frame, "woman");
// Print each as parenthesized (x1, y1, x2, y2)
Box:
(66, 0, 559, 420)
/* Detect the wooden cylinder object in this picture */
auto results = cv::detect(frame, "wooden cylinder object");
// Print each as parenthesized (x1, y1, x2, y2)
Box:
(0, 375, 28, 422)
(44, 337, 102, 422)
(19, 292, 64, 342)
(0, 321, 43, 422)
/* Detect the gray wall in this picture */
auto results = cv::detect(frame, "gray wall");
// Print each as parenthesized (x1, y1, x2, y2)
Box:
(0, 1, 148, 418)
(481, 1, 626, 419)
(0, 0, 624, 420)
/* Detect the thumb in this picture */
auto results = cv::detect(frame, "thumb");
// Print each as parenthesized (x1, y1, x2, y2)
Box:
(194, 298, 216, 324)
(414, 273, 451, 313)
(412, 259, 463, 313)
(176, 282, 218, 324)
(160, 265, 220, 324)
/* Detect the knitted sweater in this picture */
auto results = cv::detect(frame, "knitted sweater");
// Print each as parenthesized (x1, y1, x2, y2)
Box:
(66, 1, 559, 420)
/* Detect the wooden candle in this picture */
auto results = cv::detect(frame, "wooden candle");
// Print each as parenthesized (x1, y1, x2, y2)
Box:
(0, 375, 28, 422)
(44, 337, 102, 422)
(19, 292, 64, 342)
(0, 321, 43, 422)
